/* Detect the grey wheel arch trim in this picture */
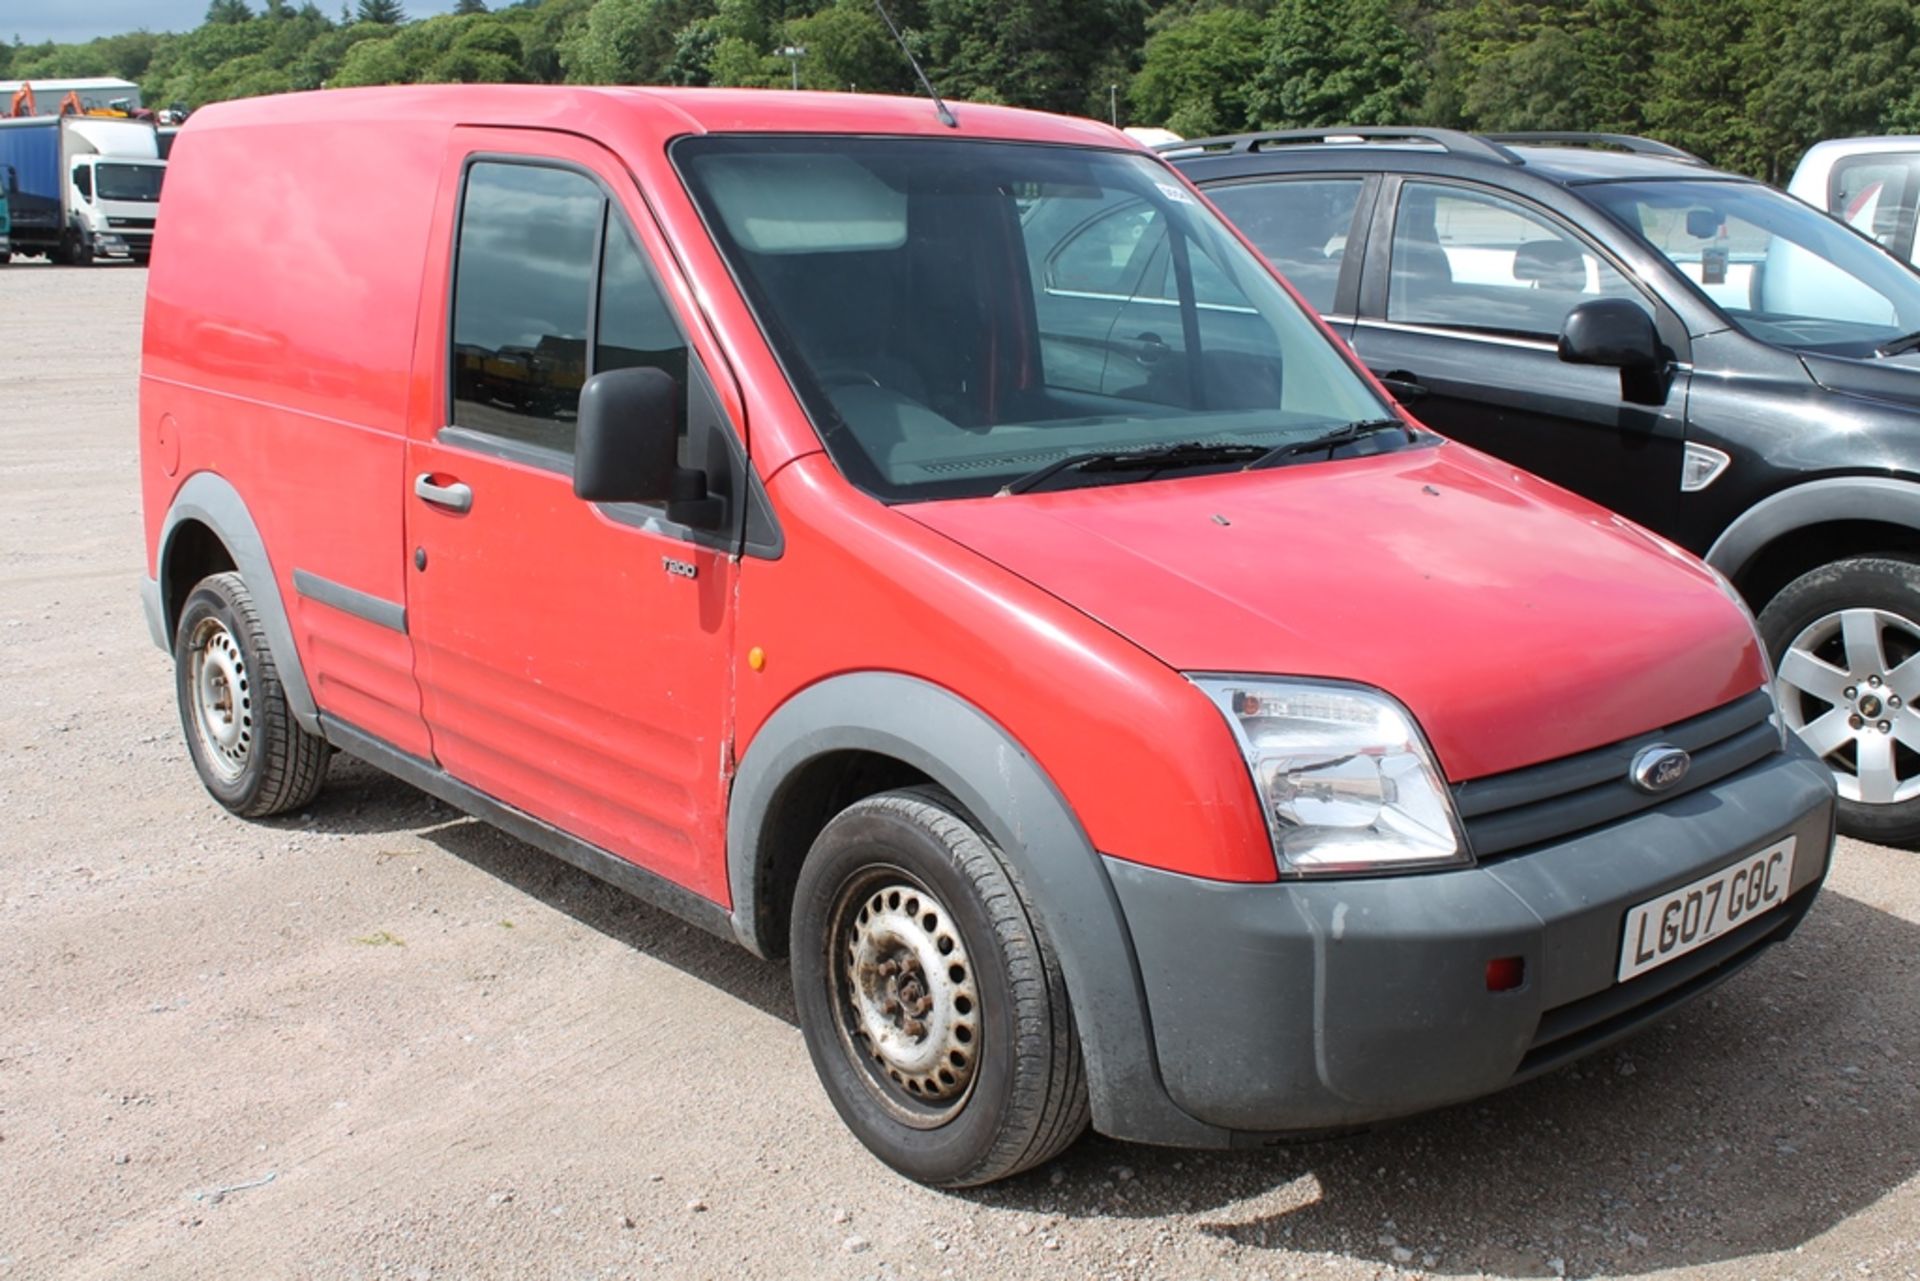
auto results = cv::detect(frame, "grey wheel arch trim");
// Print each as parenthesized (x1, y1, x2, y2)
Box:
(154, 471, 319, 733)
(1707, 477, 1920, 586)
(726, 671, 1225, 1147)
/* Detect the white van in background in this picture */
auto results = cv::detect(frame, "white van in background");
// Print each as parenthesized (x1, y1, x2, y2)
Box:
(1790, 137, 1920, 265)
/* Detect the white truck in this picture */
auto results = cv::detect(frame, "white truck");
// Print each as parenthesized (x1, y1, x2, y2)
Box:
(0, 114, 166, 265)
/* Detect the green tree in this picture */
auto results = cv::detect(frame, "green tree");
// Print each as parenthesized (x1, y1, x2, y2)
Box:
(455, 0, 490, 12)
(1258, 0, 1428, 127)
(1130, 7, 1265, 136)
(206, 0, 254, 24)
(924, 0, 1146, 118)
(356, 0, 407, 25)
(786, 1, 915, 93)
(559, 0, 706, 84)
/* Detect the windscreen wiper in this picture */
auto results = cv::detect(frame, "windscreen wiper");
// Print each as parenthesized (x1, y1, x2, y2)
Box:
(1245, 418, 1412, 471)
(998, 441, 1267, 495)
(1877, 331, 1920, 358)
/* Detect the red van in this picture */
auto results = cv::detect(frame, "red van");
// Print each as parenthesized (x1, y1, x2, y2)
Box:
(140, 86, 1836, 1187)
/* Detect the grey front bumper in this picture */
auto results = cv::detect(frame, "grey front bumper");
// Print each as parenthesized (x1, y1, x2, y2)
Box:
(1106, 741, 1836, 1135)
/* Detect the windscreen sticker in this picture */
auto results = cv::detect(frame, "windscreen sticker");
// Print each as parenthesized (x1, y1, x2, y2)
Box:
(1156, 181, 1193, 204)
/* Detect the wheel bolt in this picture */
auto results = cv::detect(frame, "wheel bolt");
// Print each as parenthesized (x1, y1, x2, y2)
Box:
(1881, 720, 1893, 734)
(1895, 696, 1906, 709)
(1846, 687, 1858, 700)
(1870, 675, 1884, 687)
(1851, 714, 1866, 729)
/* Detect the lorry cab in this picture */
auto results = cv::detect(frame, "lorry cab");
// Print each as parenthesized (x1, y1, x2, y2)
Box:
(140, 88, 1836, 1187)
(0, 113, 164, 264)
(67, 149, 164, 263)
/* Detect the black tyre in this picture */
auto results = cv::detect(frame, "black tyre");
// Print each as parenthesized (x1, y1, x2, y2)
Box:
(1759, 555, 1920, 845)
(791, 787, 1090, 1187)
(173, 571, 329, 817)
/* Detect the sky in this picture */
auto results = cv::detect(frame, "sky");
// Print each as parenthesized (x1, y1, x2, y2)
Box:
(6, 0, 466, 46)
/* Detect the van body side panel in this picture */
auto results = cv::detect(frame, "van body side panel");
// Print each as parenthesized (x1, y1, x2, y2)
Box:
(140, 112, 441, 760)
(399, 127, 736, 905)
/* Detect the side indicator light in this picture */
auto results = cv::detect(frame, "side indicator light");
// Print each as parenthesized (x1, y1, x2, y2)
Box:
(1486, 956, 1526, 992)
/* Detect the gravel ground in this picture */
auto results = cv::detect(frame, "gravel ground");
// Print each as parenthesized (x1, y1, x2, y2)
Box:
(2, 262, 1917, 1281)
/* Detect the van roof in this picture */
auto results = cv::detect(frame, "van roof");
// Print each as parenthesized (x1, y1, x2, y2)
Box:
(185, 85, 1138, 152)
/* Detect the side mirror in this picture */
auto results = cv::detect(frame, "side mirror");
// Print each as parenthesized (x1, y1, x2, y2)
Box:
(573, 366, 727, 528)
(1559, 298, 1667, 406)
(574, 367, 682, 505)
(1558, 298, 1659, 370)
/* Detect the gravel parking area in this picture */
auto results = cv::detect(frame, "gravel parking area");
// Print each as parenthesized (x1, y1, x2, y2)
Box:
(2, 262, 1917, 1281)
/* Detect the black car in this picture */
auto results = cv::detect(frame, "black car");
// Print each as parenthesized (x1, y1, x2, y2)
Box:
(1160, 126, 1920, 843)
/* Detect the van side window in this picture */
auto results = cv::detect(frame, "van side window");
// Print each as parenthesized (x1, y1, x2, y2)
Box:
(451, 162, 605, 455)
(596, 219, 695, 467)
(73, 166, 92, 200)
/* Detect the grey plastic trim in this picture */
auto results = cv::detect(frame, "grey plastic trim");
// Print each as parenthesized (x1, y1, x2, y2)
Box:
(726, 671, 1225, 1147)
(1706, 476, 1920, 579)
(292, 569, 406, 634)
(157, 472, 319, 732)
(322, 715, 735, 941)
(140, 573, 165, 650)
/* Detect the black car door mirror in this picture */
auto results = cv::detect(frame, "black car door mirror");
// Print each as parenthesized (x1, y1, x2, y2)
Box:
(573, 367, 683, 505)
(1558, 298, 1660, 370)
(1559, 298, 1667, 406)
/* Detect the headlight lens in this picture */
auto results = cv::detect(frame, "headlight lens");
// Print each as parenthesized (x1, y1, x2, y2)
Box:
(1194, 677, 1470, 877)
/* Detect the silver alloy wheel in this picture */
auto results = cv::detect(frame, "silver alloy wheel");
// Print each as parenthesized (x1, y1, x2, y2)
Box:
(186, 615, 253, 783)
(1776, 606, 1920, 804)
(830, 872, 980, 1128)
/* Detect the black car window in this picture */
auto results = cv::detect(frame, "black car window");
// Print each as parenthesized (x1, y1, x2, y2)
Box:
(1387, 181, 1644, 340)
(451, 162, 605, 455)
(1207, 178, 1363, 313)
(72, 166, 92, 200)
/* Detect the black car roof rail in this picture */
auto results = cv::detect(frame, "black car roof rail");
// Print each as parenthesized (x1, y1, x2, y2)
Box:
(1159, 126, 1523, 166)
(1483, 131, 1705, 163)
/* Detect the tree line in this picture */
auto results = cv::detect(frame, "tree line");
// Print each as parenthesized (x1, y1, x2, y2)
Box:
(5, 0, 1919, 181)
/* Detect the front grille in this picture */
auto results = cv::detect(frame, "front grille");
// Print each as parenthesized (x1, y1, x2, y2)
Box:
(1514, 880, 1815, 1079)
(1453, 690, 1779, 860)
(107, 216, 156, 230)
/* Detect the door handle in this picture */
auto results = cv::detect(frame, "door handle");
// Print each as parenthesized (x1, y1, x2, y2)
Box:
(414, 473, 473, 513)
(1376, 371, 1429, 404)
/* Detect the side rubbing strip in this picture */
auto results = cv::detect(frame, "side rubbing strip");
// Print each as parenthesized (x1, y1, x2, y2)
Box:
(292, 569, 407, 634)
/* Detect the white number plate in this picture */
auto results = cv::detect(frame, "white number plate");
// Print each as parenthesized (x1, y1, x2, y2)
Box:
(1617, 837, 1797, 982)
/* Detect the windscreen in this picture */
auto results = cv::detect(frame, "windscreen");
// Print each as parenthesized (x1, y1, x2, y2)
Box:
(1588, 178, 1920, 354)
(95, 162, 164, 202)
(673, 136, 1397, 501)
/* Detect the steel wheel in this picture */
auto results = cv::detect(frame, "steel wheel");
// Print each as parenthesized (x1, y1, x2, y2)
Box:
(1776, 606, 1920, 805)
(185, 614, 253, 783)
(828, 868, 981, 1128)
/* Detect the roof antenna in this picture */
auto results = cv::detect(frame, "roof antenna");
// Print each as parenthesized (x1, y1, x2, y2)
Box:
(872, 0, 957, 128)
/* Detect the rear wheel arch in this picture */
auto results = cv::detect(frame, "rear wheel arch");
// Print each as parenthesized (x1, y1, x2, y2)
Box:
(726, 671, 1223, 1148)
(156, 473, 318, 732)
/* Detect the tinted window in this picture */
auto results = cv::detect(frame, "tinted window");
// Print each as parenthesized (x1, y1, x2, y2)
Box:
(451, 162, 605, 455)
(1388, 182, 1644, 339)
(676, 136, 1398, 502)
(95, 162, 161, 202)
(72, 166, 91, 199)
(1588, 177, 1920, 353)
(1208, 178, 1362, 312)
(596, 220, 693, 465)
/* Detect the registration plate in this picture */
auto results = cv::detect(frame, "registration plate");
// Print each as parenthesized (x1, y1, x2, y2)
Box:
(1617, 837, 1797, 982)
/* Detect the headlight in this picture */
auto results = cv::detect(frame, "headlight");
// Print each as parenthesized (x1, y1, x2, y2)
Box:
(1194, 677, 1470, 877)
(1703, 566, 1787, 748)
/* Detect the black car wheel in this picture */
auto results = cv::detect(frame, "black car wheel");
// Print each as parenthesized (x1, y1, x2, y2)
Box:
(173, 572, 330, 817)
(1760, 556, 1920, 845)
(790, 787, 1089, 1187)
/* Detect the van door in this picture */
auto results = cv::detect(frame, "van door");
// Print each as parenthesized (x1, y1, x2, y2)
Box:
(403, 129, 741, 903)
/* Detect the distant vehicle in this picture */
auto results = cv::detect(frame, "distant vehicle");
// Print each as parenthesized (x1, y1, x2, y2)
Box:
(0, 77, 144, 117)
(0, 113, 165, 264)
(141, 87, 1833, 1187)
(1170, 127, 1920, 843)
(1789, 136, 1920, 264)
(0, 163, 14, 264)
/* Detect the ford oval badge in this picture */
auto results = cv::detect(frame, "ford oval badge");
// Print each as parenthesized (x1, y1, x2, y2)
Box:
(1630, 744, 1691, 794)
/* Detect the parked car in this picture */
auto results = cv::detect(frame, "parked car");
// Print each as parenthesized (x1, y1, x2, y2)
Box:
(1168, 127, 1920, 843)
(1790, 136, 1920, 265)
(142, 90, 1834, 1186)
